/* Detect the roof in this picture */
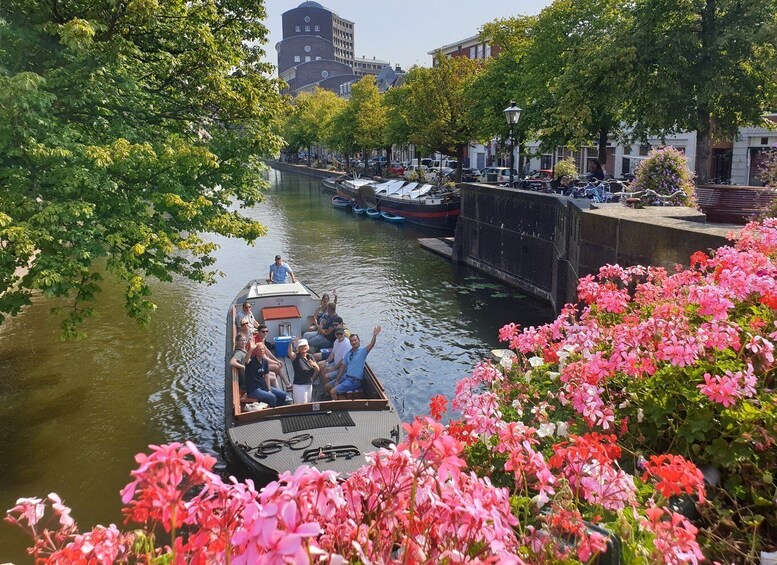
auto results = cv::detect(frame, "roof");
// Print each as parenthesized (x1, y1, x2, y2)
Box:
(428, 34, 482, 55)
(298, 1, 325, 8)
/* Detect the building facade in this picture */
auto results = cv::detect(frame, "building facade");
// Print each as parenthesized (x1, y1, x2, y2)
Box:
(276, 1, 359, 96)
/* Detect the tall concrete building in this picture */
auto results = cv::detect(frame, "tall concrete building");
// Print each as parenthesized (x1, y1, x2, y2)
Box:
(276, 1, 361, 96)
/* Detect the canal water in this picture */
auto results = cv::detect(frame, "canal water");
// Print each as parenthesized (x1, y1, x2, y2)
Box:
(0, 169, 553, 557)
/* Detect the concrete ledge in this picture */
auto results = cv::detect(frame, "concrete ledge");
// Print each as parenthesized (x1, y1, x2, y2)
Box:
(266, 160, 342, 180)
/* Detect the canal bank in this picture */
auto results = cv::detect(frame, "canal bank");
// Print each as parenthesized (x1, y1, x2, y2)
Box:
(267, 162, 738, 314)
(453, 184, 737, 312)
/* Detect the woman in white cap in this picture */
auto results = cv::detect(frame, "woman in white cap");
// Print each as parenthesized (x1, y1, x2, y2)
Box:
(288, 338, 320, 404)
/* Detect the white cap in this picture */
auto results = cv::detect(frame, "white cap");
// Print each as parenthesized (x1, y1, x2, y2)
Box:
(297, 339, 309, 348)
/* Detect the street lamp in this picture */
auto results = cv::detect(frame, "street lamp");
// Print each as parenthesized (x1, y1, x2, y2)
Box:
(503, 101, 522, 186)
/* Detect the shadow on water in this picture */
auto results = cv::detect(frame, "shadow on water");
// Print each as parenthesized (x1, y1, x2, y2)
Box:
(0, 168, 554, 559)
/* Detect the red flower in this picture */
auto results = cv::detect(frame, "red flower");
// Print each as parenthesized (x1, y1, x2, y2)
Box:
(429, 394, 448, 422)
(641, 454, 706, 502)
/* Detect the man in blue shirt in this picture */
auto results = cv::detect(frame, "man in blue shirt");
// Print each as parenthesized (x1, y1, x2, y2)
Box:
(326, 326, 381, 400)
(269, 255, 296, 284)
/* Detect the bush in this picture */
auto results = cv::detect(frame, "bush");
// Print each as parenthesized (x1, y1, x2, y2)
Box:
(554, 157, 578, 180)
(633, 146, 696, 206)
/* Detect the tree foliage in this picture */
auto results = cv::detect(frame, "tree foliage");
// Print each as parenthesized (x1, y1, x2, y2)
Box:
(0, 0, 286, 337)
(403, 54, 483, 180)
(282, 88, 344, 164)
(626, 0, 777, 181)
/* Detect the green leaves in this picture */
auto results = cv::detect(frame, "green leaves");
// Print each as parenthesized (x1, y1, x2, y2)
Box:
(0, 0, 285, 338)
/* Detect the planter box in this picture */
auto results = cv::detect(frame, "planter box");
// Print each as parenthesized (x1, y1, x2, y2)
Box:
(696, 184, 777, 224)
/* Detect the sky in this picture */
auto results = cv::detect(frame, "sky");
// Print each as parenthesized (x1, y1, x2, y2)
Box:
(260, 0, 553, 72)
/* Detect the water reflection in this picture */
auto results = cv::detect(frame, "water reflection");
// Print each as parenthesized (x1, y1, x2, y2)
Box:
(0, 168, 553, 558)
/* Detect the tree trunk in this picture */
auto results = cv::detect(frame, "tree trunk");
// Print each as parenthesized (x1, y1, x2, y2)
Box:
(695, 108, 712, 183)
(307, 145, 311, 167)
(597, 128, 608, 174)
(345, 154, 351, 174)
(455, 144, 464, 182)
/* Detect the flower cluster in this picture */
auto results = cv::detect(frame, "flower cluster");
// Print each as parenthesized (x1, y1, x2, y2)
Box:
(632, 145, 696, 206)
(7, 219, 776, 564)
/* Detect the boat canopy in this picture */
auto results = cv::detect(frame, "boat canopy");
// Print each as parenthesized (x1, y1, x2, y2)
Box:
(246, 281, 310, 300)
(410, 184, 433, 199)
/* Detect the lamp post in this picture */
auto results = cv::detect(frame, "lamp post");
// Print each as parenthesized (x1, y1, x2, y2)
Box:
(503, 101, 522, 186)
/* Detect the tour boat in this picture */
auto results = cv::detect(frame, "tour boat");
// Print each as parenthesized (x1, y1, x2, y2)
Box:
(337, 178, 460, 231)
(225, 280, 402, 480)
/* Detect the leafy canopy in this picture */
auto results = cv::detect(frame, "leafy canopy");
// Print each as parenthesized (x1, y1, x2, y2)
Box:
(0, 0, 286, 338)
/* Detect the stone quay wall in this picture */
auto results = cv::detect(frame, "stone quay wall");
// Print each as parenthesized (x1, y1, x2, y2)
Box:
(453, 184, 737, 313)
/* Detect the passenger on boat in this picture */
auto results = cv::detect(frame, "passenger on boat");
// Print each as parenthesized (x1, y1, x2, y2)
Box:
(268, 255, 296, 284)
(237, 319, 256, 347)
(303, 303, 343, 350)
(239, 301, 259, 332)
(326, 326, 382, 400)
(256, 324, 292, 391)
(287, 338, 321, 404)
(244, 342, 288, 407)
(230, 335, 249, 391)
(307, 290, 337, 332)
(317, 327, 351, 381)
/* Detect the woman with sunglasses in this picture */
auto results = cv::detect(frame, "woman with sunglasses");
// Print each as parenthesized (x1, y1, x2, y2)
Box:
(255, 324, 292, 391)
(288, 337, 321, 404)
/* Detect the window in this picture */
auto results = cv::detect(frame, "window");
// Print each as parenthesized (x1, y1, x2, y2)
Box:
(476, 44, 483, 59)
(315, 56, 321, 60)
(305, 55, 311, 62)
(321, 70, 329, 78)
(762, 137, 770, 145)
(470, 46, 476, 58)
(293, 55, 300, 63)
(314, 25, 320, 32)
(295, 26, 300, 32)
(304, 16, 311, 22)
(305, 26, 310, 32)
(485, 43, 491, 59)
(540, 154, 552, 170)
(304, 45, 311, 52)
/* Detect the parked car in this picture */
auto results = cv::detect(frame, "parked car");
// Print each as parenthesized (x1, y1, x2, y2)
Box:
(479, 167, 518, 183)
(389, 162, 405, 176)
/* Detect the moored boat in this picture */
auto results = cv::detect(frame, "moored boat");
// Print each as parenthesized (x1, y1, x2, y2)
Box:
(321, 177, 339, 193)
(331, 195, 352, 208)
(355, 180, 460, 231)
(365, 208, 380, 219)
(352, 203, 367, 215)
(225, 280, 402, 480)
(380, 211, 405, 223)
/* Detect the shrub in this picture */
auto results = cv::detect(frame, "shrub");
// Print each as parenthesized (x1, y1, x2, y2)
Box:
(759, 147, 777, 219)
(633, 146, 696, 206)
(554, 157, 578, 180)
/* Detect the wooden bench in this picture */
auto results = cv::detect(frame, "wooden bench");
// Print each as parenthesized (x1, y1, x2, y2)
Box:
(696, 184, 777, 224)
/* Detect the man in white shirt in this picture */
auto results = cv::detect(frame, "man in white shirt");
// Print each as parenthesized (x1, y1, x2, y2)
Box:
(318, 325, 351, 383)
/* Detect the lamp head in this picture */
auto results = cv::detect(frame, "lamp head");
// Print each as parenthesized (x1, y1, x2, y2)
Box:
(503, 101, 522, 126)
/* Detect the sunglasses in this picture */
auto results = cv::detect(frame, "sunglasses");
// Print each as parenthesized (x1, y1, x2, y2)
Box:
(241, 322, 249, 326)
(260, 330, 269, 333)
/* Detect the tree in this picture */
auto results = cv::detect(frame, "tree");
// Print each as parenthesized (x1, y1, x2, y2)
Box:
(479, 1, 634, 171)
(627, 0, 777, 182)
(282, 88, 344, 165)
(349, 76, 388, 169)
(404, 55, 483, 182)
(0, 0, 286, 338)
(382, 85, 412, 157)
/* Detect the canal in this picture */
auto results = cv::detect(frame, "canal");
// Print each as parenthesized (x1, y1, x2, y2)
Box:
(0, 168, 553, 557)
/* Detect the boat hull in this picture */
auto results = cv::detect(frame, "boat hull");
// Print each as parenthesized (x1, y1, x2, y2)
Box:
(225, 280, 401, 480)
